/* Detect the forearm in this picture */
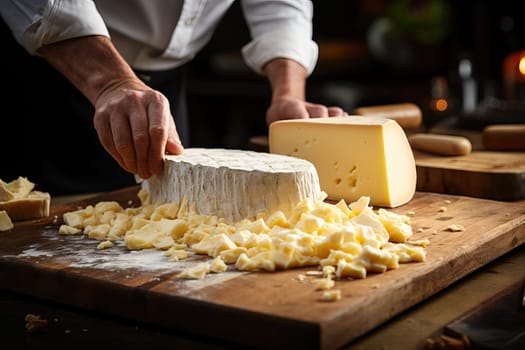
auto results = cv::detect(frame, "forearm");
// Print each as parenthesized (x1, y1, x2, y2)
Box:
(263, 58, 307, 102)
(37, 35, 142, 105)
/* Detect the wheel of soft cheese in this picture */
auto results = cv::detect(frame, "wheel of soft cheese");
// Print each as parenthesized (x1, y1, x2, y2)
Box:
(141, 148, 321, 223)
(269, 116, 417, 208)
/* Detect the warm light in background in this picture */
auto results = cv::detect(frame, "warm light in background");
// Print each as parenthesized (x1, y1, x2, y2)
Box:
(435, 98, 448, 111)
(519, 56, 525, 76)
(503, 50, 525, 101)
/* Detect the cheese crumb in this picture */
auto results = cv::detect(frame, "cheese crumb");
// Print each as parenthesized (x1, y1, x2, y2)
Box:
(320, 289, 341, 302)
(305, 270, 323, 277)
(313, 278, 335, 290)
(58, 224, 82, 235)
(0, 210, 14, 231)
(297, 274, 306, 281)
(177, 262, 211, 279)
(445, 224, 465, 232)
(97, 240, 113, 250)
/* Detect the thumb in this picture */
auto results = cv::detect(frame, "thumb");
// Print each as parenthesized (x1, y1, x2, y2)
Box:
(165, 133, 184, 155)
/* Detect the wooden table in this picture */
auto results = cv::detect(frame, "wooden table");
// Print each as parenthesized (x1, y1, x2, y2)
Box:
(1, 190, 524, 350)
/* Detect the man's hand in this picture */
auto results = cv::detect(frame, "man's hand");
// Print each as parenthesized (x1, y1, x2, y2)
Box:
(263, 58, 346, 125)
(266, 97, 346, 124)
(93, 79, 183, 180)
(38, 36, 183, 179)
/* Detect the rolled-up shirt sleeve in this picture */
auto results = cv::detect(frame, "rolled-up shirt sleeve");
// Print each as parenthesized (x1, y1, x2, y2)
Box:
(1, 0, 109, 55)
(240, 0, 318, 76)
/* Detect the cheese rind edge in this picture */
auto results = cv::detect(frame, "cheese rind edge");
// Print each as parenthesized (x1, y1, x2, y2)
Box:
(141, 148, 322, 223)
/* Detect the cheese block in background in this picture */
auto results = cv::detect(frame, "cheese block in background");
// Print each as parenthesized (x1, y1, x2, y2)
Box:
(0, 177, 50, 221)
(353, 103, 423, 129)
(141, 148, 321, 223)
(0, 191, 51, 221)
(269, 116, 417, 208)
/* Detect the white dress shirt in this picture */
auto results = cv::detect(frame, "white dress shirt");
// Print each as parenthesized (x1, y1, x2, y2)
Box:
(0, 0, 318, 74)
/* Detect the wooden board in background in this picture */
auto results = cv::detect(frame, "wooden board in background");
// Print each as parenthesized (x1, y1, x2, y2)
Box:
(414, 150, 525, 201)
(0, 186, 524, 350)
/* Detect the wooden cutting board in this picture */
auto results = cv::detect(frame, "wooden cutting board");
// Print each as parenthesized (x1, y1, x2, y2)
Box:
(1, 186, 524, 350)
(414, 150, 525, 201)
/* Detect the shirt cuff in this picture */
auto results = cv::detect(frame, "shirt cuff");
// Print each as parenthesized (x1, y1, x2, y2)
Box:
(241, 29, 319, 76)
(21, 0, 109, 54)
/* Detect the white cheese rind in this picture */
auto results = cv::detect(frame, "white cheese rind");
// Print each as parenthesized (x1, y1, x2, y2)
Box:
(269, 116, 417, 208)
(141, 148, 321, 223)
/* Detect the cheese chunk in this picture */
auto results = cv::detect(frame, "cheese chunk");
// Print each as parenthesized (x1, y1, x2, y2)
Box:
(269, 116, 416, 207)
(0, 176, 34, 201)
(0, 191, 50, 221)
(141, 148, 321, 223)
(0, 210, 14, 231)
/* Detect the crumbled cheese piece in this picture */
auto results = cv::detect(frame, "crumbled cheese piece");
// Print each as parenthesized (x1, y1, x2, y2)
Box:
(445, 224, 465, 232)
(210, 256, 228, 273)
(58, 224, 82, 235)
(177, 262, 211, 280)
(320, 289, 341, 302)
(305, 270, 323, 277)
(407, 239, 431, 247)
(0, 210, 14, 231)
(0, 176, 34, 201)
(313, 278, 335, 290)
(97, 240, 113, 250)
(322, 265, 336, 279)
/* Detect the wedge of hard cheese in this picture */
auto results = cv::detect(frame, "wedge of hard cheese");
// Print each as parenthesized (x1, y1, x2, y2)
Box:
(0, 177, 51, 221)
(269, 116, 416, 207)
(141, 148, 322, 223)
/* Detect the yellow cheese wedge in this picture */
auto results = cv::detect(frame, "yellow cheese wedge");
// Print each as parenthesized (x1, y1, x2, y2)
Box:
(269, 116, 416, 207)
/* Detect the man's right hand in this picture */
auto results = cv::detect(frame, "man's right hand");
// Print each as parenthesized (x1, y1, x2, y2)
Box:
(38, 36, 184, 179)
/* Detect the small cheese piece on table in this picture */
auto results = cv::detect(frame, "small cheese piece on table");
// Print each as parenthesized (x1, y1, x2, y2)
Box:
(141, 148, 322, 223)
(269, 116, 416, 208)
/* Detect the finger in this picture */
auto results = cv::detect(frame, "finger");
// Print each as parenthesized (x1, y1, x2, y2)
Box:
(110, 110, 138, 175)
(94, 110, 130, 173)
(128, 103, 152, 179)
(305, 103, 329, 118)
(327, 106, 346, 117)
(165, 120, 184, 155)
(146, 93, 172, 176)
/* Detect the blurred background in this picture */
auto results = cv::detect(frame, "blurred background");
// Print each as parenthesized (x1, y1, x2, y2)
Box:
(186, 0, 524, 149)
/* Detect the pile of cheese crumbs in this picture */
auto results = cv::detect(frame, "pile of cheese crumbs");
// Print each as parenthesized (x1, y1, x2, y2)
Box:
(59, 189, 428, 280)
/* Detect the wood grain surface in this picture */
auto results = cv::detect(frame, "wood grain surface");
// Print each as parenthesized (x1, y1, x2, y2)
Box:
(1, 186, 524, 350)
(414, 150, 525, 201)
